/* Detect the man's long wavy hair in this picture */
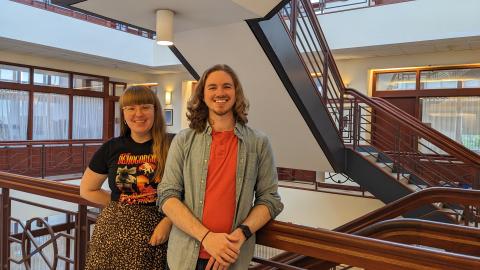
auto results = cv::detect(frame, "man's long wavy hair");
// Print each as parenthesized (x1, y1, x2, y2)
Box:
(119, 85, 169, 181)
(187, 64, 249, 132)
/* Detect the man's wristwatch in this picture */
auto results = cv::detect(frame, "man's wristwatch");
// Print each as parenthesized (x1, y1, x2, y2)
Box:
(238, 224, 252, 240)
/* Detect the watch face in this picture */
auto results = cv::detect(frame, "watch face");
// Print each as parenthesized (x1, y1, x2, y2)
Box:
(240, 225, 252, 239)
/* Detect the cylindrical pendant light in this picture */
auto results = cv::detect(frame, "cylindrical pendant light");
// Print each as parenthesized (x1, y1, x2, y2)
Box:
(156, 9, 174, 46)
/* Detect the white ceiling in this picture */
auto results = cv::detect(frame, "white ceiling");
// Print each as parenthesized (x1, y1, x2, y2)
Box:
(0, 0, 275, 75)
(71, 0, 480, 61)
(3, 0, 480, 74)
(0, 37, 184, 74)
(332, 36, 480, 60)
(73, 0, 263, 34)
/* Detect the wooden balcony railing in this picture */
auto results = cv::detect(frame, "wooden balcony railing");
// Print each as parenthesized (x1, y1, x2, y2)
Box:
(10, 0, 155, 39)
(254, 220, 480, 270)
(354, 218, 480, 257)
(0, 171, 101, 270)
(2, 171, 480, 270)
(337, 187, 480, 233)
(0, 140, 102, 180)
(312, 0, 415, 15)
(253, 187, 480, 269)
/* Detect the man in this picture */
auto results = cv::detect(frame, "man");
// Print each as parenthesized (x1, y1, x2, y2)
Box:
(157, 64, 283, 270)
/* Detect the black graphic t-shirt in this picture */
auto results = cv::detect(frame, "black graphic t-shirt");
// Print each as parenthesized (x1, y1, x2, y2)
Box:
(89, 136, 159, 205)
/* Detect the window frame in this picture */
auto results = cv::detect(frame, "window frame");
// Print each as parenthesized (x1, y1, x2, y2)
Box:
(372, 64, 480, 98)
(0, 60, 111, 141)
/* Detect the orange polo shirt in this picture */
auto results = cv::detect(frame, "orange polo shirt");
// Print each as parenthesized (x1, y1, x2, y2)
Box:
(199, 130, 238, 259)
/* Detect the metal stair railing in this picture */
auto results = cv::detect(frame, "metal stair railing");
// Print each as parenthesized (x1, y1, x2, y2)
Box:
(344, 88, 480, 189)
(276, 0, 480, 190)
(279, 0, 345, 134)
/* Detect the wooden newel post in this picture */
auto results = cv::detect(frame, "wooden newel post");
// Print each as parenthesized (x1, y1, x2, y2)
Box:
(1, 188, 11, 270)
(75, 205, 88, 270)
(473, 169, 480, 190)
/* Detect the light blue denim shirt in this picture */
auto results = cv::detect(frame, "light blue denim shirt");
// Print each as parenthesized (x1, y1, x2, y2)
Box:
(157, 122, 283, 270)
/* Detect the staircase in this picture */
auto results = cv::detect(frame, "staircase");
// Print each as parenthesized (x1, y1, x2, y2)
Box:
(248, 0, 480, 218)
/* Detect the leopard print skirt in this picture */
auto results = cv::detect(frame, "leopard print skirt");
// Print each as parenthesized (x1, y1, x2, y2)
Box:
(85, 201, 168, 270)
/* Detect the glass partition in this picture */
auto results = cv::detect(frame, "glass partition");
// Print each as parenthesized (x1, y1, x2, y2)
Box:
(34, 69, 69, 88)
(115, 84, 126, 97)
(73, 75, 104, 92)
(420, 68, 480, 89)
(114, 101, 120, 137)
(375, 72, 416, 91)
(0, 64, 29, 84)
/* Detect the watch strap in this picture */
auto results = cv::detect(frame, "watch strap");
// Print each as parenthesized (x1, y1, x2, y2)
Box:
(238, 224, 252, 240)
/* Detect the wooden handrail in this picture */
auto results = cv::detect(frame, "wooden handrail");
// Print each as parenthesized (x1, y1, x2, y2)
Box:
(0, 139, 103, 146)
(0, 171, 98, 207)
(256, 220, 480, 270)
(345, 88, 480, 167)
(257, 187, 480, 269)
(355, 218, 480, 257)
(2, 176, 479, 269)
(336, 187, 480, 233)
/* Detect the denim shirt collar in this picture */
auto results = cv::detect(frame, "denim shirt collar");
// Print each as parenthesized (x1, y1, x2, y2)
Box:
(204, 121, 245, 141)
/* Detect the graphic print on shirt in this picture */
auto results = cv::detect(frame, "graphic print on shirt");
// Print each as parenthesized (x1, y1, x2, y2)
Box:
(115, 153, 158, 204)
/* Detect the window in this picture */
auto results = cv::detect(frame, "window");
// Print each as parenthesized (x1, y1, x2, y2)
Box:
(73, 96, 103, 139)
(376, 72, 416, 91)
(33, 93, 69, 140)
(421, 96, 480, 153)
(114, 102, 120, 137)
(34, 69, 69, 88)
(115, 84, 126, 97)
(1, 62, 114, 141)
(420, 68, 480, 89)
(0, 64, 29, 84)
(0, 89, 29, 140)
(73, 75, 104, 92)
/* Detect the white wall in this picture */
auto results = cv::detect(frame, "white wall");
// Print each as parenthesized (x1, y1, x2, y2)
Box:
(10, 183, 383, 230)
(149, 72, 195, 133)
(174, 22, 333, 172)
(10, 190, 79, 222)
(336, 48, 480, 95)
(0, 0, 179, 67)
(276, 187, 384, 229)
(319, 0, 480, 50)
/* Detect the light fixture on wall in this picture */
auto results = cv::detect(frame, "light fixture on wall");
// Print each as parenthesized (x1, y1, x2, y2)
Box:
(156, 9, 174, 46)
(165, 91, 172, 105)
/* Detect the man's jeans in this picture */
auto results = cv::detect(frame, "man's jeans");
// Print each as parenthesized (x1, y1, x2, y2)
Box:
(196, 258, 209, 270)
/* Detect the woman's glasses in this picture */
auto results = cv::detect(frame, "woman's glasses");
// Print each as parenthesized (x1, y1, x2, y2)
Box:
(122, 104, 155, 114)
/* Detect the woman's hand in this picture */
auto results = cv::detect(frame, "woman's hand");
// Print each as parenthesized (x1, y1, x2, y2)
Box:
(149, 217, 172, 246)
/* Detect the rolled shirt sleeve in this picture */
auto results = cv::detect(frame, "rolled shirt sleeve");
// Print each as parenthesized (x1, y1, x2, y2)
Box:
(253, 135, 284, 218)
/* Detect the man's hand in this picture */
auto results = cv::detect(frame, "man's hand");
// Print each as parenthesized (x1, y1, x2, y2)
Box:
(203, 232, 240, 268)
(149, 218, 172, 246)
(227, 228, 246, 251)
(206, 256, 229, 270)
(204, 229, 246, 270)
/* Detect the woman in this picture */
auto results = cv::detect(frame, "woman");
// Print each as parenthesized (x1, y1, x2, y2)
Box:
(81, 85, 170, 269)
